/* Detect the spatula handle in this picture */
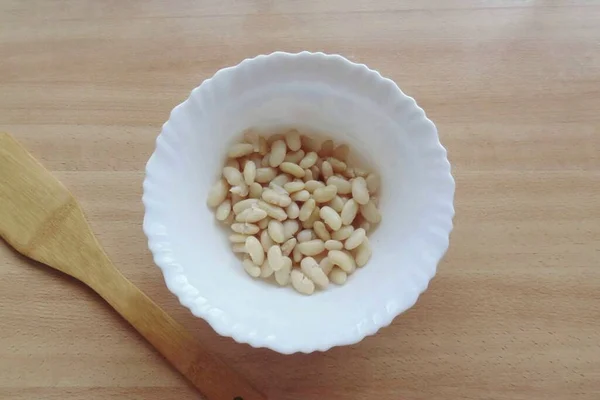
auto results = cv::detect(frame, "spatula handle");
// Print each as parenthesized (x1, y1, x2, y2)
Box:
(89, 262, 267, 400)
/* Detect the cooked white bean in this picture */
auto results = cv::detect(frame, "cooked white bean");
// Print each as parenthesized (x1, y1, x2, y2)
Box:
(355, 237, 372, 267)
(313, 185, 338, 203)
(215, 200, 232, 221)
(207, 178, 229, 207)
(261, 153, 271, 167)
(271, 173, 291, 187)
(269, 139, 287, 167)
(328, 250, 356, 273)
(284, 130, 302, 151)
(245, 236, 265, 265)
(232, 198, 258, 214)
(321, 160, 334, 180)
(310, 165, 320, 180)
(300, 257, 329, 288)
(299, 151, 318, 169)
(260, 230, 274, 252)
(235, 207, 267, 223)
(359, 200, 381, 223)
(257, 217, 270, 230)
(257, 200, 288, 221)
(320, 257, 334, 275)
(242, 258, 261, 278)
(243, 160, 256, 185)
(232, 243, 248, 253)
(269, 182, 288, 196)
(291, 190, 310, 202)
(328, 157, 347, 173)
(267, 219, 285, 243)
(292, 245, 303, 263)
(262, 188, 292, 207)
(328, 195, 345, 213)
(249, 182, 263, 199)
(365, 173, 380, 193)
(313, 221, 331, 241)
(258, 136, 268, 155)
(284, 180, 305, 193)
(332, 144, 350, 161)
(343, 167, 356, 179)
(303, 168, 314, 182)
(255, 167, 277, 183)
(291, 269, 315, 295)
(325, 239, 344, 251)
(297, 229, 314, 243)
(260, 259, 274, 278)
(281, 237, 297, 256)
(354, 167, 368, 177)
(231, 222, 260, 235)
(320, 206, 342, 231)
(319, 139, 334, 157)
(230, 183, 249, 197)
(345, 228, 366, 250)
(326, 176, 352, 195)
(280, 162, 305, 178)
(267, 245, 284, 271)
(329, 268, 348, 284)
(228, 143, 254, 158)
(340, 198, 359, 225)
(351, 177, 370, 205)
(223, 166, 244, 186)
(284, 149, 305, 164)
(302, 206, 321, 229)
(305, 180, 325, 193)
(301, 135, 319, 152)
(297, 239, 325, 256)
(299, 198, 316, 221)
(274, 256, 292, 286)
(229, 233, 250, 243)
(286, 202, 300, 219)
(331, 225, 354, 241)
(282, 219, 300, 240)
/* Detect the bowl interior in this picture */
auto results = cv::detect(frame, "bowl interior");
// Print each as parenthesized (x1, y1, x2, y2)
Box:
(145, 53, 453, 352)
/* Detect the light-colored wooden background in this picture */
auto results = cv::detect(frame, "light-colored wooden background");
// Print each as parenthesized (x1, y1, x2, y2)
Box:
(1, 1, 599, 399)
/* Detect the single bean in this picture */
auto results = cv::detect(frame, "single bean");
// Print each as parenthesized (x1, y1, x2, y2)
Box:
(345, 228, 366, 250)
(245, 236, 265, 265)
(231, 222, 260, 235)
(215, 199, 232, 221)
(291, 269, 315, 295)
(268, 219, 286, 243)
(297, 239, 325, 256)
(228, 143, 254, 158)
(207, 178, 229, 207)
(320, 206, 342, 231)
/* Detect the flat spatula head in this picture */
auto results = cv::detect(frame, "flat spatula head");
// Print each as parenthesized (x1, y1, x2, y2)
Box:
(0, 132, 96, 280)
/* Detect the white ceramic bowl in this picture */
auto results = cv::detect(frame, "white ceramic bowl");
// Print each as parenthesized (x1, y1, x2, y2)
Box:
(143, 52, 454, 354)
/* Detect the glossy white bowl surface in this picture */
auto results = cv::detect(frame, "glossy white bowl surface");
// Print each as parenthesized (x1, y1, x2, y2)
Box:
(143, 52, 455, 354)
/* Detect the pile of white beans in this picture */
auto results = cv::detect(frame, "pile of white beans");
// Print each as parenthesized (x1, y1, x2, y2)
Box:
(207, 130, 381, 295)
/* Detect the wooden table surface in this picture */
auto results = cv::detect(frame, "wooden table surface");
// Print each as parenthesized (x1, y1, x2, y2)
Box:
(1, 1, 599, 399)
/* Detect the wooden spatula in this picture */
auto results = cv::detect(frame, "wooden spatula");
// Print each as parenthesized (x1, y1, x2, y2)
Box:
(0, 132, 267, 400)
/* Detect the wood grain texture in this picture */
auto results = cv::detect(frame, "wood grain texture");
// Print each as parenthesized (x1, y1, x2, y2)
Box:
(0, 133, 266, 400)
(1, 1, 599, 399)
